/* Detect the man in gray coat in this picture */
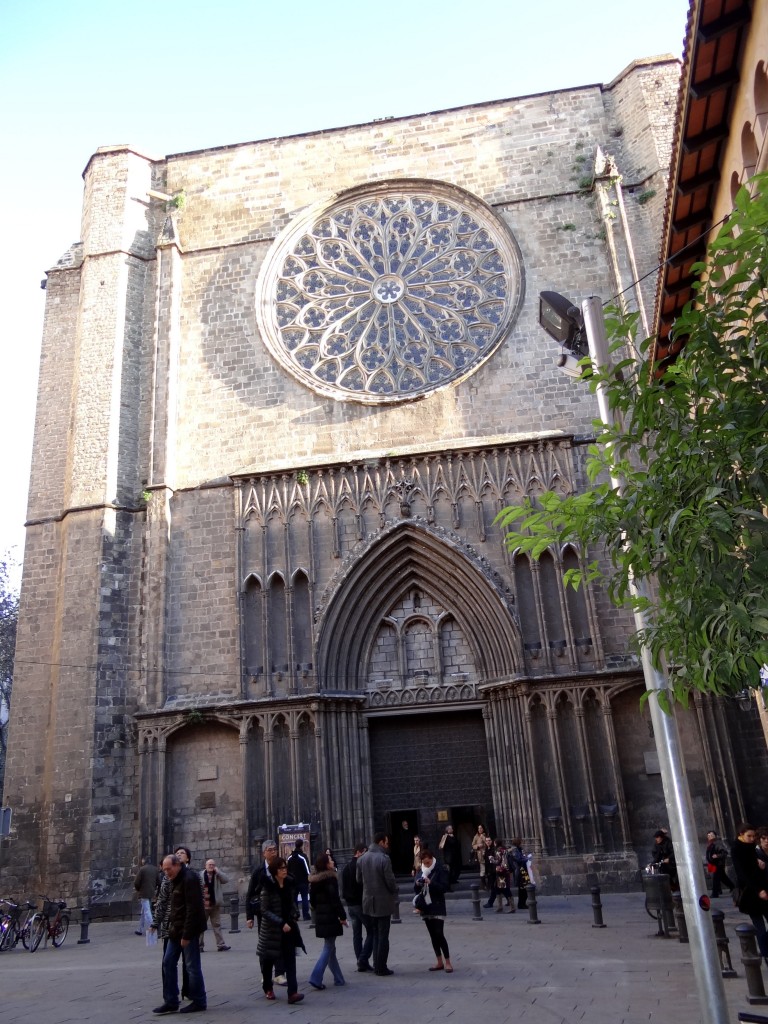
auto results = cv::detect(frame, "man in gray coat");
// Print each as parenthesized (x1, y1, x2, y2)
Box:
(357, 831, 398, 975)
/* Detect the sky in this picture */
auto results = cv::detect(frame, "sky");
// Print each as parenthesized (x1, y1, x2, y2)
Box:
(0, 0, 691, 591)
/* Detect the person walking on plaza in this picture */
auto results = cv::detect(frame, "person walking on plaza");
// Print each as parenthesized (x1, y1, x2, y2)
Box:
(246, 840, 288, 986)
(199, 859, 231, 952)
(172, 847, 196, 999)
(152, 853, 207, 1015)
(413, 846, 453, 972)
(341, 842, 373, 971)
(308, 852, 348, 989)
(287, 839, 312, 920)
(507, 837, 531, 910)
(256, 857, 305, 1004)
(439, 825, 461, 889)
(471, 825, 488, 890)
(134, 856, 159, 936)
(705, 830, 734, 898)
(483, 839, 511, 911)
(357, 831, 398, 976)
(650, 829, 678, 890)
(731, 823, 768, 961)
(412, 834, 424, 876)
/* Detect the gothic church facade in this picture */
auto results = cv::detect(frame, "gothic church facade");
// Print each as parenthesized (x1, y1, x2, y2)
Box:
(3, 54, 765, 898)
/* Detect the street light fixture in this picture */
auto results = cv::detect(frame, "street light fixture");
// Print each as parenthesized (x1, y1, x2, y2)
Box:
(539, 291, 589, 377)
(538, 291, 729, 1024)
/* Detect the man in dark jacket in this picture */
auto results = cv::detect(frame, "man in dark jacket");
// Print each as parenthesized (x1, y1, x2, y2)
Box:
(357, 832, 397, 976)
(341, 842, 372, 970)
(153, 854, 207, 1015)
(287, 840, 311, 920)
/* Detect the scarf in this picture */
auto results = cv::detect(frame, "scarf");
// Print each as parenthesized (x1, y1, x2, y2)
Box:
(418, 859, 435, 905)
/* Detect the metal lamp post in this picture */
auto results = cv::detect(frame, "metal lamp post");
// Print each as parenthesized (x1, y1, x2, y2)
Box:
(538, 292, 729, 1024)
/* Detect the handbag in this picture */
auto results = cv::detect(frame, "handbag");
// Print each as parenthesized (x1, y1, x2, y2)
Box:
(412, 885, 429, 913)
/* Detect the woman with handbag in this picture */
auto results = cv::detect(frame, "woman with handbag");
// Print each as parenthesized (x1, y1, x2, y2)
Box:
(413, 846, 453, 973)
(257, 857, 306, 1004)
(308, 852, 348, 989)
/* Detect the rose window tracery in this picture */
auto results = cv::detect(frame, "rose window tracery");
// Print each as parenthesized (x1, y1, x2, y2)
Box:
(256, 179, 525, 403)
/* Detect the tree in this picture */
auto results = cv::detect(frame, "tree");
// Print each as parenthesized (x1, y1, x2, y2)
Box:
(0, 553, 19, 791)
(496, 173, 768, 706)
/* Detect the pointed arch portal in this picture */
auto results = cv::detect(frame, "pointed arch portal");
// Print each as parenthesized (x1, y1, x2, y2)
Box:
(316, 522, 522, 691)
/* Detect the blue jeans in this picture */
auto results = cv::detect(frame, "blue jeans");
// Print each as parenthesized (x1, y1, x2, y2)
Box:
(310, 936, 345, 986)
(162, 935, 206, 1008)
(346, 904, 368, 963)
(364, 914, 391, 973)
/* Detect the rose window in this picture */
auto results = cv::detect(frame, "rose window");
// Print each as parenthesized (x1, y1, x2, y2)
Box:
(256, 179, 525, 403)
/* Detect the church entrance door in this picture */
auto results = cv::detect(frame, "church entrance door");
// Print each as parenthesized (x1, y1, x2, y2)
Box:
(368, 710, 493, 856)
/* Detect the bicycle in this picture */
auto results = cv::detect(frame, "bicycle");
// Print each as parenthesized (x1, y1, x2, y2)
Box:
(26, 896, 69, 952)
(0, 897, 38, 951)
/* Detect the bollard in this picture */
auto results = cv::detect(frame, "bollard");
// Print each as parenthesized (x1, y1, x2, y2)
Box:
(736, 923, 768, 1004)
(228, 895, 240, 934)
(711, 909, 736, 978)
(77, 903, 91, 944)
(590, 886, 606, 928)
(671, 892, 688, 943)
(391, 897, 401, 924)
(526, 883, 540, 924)
(470, 883, 483, 922)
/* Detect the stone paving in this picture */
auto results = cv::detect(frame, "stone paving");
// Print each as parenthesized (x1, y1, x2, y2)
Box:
(0, 894, 761, 1023)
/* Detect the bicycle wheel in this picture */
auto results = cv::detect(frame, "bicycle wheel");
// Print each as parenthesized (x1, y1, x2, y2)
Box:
(52, 913, 69, 947)
(20, 918, 33, 950)
(28, 914, 46, 952)
(0, 915, 13, 951)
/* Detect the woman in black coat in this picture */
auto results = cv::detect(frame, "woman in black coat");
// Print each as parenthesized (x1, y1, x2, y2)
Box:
(731, 824, 768, 959)
(413, 846, 453, 972)
(257, 858, 305, 1003)
(308, 853, 348, 989)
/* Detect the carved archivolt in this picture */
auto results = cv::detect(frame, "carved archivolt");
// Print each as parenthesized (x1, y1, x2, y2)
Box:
(315, 520, 523, 690)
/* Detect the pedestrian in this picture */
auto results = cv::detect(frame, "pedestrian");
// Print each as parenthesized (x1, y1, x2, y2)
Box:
(287, 839, 312, 921)
(341, 842, 372, 971)
(152, 853, 207, 1015)
(507, 837, 531, 910)
(199, 859, 231, 951)
(134, 856, 160, 936)
(412, 834, 424, 876)
(705, 830, 734, 898)
(438, 825, 461, 889)
(471, 826, 487, 889)
(413, 846, 453, 972)
(357, 831, 398, 976)
(731, 823, 768, 962)
(487, 839, 513, 912)
(256, 857, 305, 1004)
(308, 852, 348, 989)
(173, 847, 194, 1000)
(395, 819, 414, 874)
(650, 830, 678, 890)
(246, 841, 287, 987)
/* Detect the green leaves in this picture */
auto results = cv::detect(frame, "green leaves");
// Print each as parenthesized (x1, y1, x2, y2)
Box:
(496, 173, 768, 705)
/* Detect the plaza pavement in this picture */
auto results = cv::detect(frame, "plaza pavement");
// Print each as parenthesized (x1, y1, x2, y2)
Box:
(0, 893, 760, 1023)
